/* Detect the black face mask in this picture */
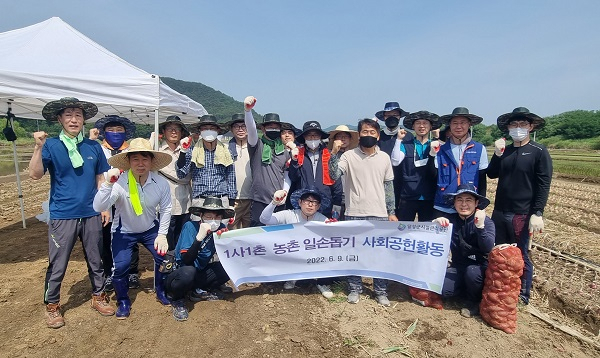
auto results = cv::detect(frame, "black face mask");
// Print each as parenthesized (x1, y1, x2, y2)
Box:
(264, 130, 281, 140)
(385, 116, 400, 129)
(359, 135, 378, 148)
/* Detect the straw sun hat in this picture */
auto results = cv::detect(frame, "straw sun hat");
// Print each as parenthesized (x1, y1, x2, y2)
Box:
(327, 125, 359, 151)
(108, 138, 173, 171)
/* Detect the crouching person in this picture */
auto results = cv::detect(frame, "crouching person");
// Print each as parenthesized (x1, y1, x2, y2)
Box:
(164, 197, 233, 321)
(433, 183, 495, 318)
(93, 138, 173, 319)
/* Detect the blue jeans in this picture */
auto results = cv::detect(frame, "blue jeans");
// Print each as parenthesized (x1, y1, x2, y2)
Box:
(111, 223, 163, 280)
(492, 210, 533, 304)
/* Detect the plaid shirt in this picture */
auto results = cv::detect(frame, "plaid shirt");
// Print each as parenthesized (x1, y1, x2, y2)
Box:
(176, 147, 237, 199)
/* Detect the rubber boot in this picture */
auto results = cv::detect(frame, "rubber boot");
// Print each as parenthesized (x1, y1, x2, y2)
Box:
(154, 270, 171, 306)
(113, 277, 131, 319)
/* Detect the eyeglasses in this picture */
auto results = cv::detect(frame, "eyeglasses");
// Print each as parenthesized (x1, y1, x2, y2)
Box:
(164, 126, 182, 132)
(302, 199, 320, 206)
(507, 121, 530, 129)
(232, 124, 247, 130)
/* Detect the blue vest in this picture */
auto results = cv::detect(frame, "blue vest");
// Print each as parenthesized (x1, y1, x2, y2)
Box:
(434, 140, 483, 209)
(400, 140, 436, 201)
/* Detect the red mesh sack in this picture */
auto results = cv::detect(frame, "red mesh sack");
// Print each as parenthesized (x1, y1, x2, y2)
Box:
(409, 287, 443, 310)
(480, 244, 524, 333)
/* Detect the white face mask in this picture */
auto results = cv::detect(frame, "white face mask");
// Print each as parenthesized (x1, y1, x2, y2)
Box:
(305, 139, 321, 150)
(509, 127, 529, 142)
(205, 219, 220, 231)
(201, 130, 218, 142)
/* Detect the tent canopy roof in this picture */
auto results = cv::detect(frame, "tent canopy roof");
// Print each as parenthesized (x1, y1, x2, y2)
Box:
(0, 17, 206, 125)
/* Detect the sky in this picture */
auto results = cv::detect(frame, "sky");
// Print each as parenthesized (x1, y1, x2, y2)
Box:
(1, 0, 599, 129)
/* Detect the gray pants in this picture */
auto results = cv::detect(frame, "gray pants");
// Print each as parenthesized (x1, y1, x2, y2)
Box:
(345, 215, 389, 296)
(44, 216, 104, 304)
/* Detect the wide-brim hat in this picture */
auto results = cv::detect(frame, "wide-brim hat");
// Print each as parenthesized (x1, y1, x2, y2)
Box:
(189, 114, 227, 135)
(158, 115, 190, 137)
(375, 102, 409, 120)
(290, 187, 331, 211)
(297, 121, 329, 143)
(188, 197, 235, 219)
(225, 113, 252, 129)
(443, 183, 490, 209)
(259, 113, 292, 129)
(497, 107, 545, 133)
(42, 97, 98, 121)
(108, 138, 173, 171)
(327, 125, 359, 151)
(439, 107, 483, 126)
(94, 115, 136, 140)
(403, 111, 442, 130)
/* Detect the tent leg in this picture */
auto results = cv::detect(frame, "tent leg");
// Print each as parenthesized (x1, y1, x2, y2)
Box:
(11, 141, 26, 229)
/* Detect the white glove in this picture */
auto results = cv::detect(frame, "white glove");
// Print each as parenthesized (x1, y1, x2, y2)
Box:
(529, 214, 544, 236)
(197, 223, 212, 241)
(432, 217, 449, 227)
(272, 190, 287, 206)
(285, 141, 297, 150)
(429, 140, 440, 157)
(474, 209, 486, 229)
(180, 136, 192, 153)
(244, 96, 257, 112)
(154, 234, 168, 256)
(397, 129, 407, 140)
(494, 138, 506, 157)
(106, 168, 121, 185)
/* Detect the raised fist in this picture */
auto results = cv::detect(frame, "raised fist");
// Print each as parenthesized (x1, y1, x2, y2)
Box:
(474, 209, 486, 229)
(33, 131, 48, 148)
(197, 223, 212, 241)
(429, 140, 440, 157)
(244, 96, 257, 112)
(494, 138, 506, 157)
(89, 128, 100, 141)
(106, 168, 122, 184)
(180, 136, 192, 153)
(397, 129, 407, 140)
(272, 190, 287, 206)
(331, 139, 343, 154)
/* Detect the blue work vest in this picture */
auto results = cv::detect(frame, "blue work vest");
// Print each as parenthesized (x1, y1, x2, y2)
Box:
(434, 140, 483, 209)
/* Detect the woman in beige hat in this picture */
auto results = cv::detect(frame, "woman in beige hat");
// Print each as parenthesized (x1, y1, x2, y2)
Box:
(93, 138, 173, 319)
(327, 125, 359, 220)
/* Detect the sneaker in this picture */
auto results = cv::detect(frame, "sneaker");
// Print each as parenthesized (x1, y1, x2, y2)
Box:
(45, 303, 65, 329)
(189, 289, 223, 302)
(218, 283, 233, 293)
(171, 299, 188, 321)
(316, 284, 334, 299)
(460, 303, 480, 318)
(91, 293, 115, 316)
(283, 280, 296, 290)
(347, 291, 360, 304)
(128, 274, 140, 289)
(103, 276, 114, 292)
(376, 295, 390, 307)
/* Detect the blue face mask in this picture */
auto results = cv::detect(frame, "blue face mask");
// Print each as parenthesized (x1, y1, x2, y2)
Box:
(105, 131, 127, 149)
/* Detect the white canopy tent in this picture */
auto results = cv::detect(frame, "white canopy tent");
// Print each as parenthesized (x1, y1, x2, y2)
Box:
(0, 17, 208, 228)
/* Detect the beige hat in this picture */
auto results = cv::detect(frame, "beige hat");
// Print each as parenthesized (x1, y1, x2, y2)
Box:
(108, 138, 173, 171)
(327, 125, 359, 151)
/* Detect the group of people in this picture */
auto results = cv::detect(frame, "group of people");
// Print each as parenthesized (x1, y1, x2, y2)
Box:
(30, 95, 551, 327)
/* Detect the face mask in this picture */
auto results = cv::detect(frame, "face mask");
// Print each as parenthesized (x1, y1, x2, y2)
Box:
(359, 135, 378, 148)
(205, 219, 220, 231)
(509, 127, 529, 142)
(201, 130, 218, 142)
(264, 129, 281, 140)
(385, 116, 400, 129)
(305, 139, 321, 150)
(104, 131, 127, 149)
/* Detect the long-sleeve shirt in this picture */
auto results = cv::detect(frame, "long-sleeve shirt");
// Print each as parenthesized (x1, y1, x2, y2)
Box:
(158, 141, 192, 215)
(487, 141, 552, 215)
(176, 146, 237, 199)
(93, 171, 172, 235)
(260, 202, 327, 225)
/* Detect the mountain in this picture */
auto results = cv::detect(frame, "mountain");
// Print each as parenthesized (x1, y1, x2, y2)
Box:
(162, 77, 261, 124)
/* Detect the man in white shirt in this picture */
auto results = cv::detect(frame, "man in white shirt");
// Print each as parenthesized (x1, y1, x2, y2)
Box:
(226, 113, 253, 229)
(93, 138, 172, 319)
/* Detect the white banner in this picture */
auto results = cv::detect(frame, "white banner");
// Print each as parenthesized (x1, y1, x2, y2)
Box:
(215, 221, 452, 294)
